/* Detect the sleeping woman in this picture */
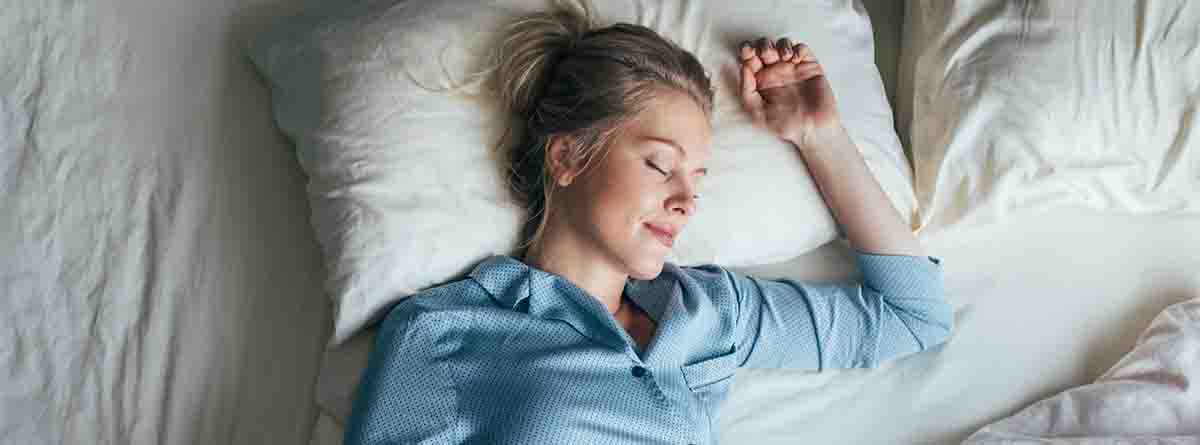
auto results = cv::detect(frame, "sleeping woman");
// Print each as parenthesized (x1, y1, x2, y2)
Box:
(344, 4, 952, 445)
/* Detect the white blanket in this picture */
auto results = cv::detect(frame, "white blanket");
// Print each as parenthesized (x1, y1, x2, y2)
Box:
(966, 297, 1200, 443)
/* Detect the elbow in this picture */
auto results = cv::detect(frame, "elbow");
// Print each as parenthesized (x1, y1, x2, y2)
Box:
(919, 321, 953, 351)
(912, 302, 955, 351)
(865, 299, 955, 367)
(894, 272, 953, 351)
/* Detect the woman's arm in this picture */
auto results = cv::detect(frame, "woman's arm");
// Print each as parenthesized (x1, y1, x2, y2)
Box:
(716, 251, 950, 370)
(344, 304, 457, 444)
(738, 37, 922, 257)
(723, 39, 948, 370)
(789, 126, 924, 256)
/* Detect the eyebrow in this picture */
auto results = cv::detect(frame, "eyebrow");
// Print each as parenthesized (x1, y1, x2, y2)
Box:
(643, 136, 708, 176)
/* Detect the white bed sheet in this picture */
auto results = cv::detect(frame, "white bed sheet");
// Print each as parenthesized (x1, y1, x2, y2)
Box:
(309, 208, 1200, 444)
(720, 209, 1200, 444)
(2, 0, 330, 443)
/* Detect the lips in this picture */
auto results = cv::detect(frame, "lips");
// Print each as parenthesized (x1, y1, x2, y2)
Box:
(644, 222, 679, 248)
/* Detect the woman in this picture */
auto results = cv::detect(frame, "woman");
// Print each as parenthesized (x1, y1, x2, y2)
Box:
(345, 4, 952, 445)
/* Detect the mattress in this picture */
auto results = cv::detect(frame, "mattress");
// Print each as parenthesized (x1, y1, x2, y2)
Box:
(2, 0, 331, 443)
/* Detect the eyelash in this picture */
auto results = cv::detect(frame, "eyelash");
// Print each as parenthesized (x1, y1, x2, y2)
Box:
(646, 160, 702, 199)
(645, 160, 669, 177)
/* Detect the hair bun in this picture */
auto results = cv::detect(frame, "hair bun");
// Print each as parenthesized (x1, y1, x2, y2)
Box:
(493, 1, 594, 119)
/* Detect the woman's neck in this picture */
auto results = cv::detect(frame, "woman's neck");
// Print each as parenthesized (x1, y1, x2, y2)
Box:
(522, 223, 628, 315)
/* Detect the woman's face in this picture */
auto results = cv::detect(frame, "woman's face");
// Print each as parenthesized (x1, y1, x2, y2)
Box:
(553, 91, 713, 280)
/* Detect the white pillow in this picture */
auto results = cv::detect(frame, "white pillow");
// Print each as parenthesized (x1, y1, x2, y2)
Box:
(248, 0, 914, 346)
(899, 0, 1200, 234)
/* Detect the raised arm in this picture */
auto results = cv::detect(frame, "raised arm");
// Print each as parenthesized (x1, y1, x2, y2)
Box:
(737, 37, 921, 256)
(720, 38, 951, 370)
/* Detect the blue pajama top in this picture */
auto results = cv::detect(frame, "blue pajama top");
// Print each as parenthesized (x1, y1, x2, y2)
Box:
(344, 250, 951, 445)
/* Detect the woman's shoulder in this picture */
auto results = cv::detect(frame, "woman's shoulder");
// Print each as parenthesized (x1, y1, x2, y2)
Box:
(672, 262, 728, 278)
(666, 262, 737, 289)
(657, 262, 742, 305)
(379, 277, 493, 331)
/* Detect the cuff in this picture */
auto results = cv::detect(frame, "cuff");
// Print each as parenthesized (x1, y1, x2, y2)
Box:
(851, 249, 944, 299)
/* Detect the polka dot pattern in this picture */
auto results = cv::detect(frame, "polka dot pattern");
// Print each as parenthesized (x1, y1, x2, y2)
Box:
(343, 251, 952, 444)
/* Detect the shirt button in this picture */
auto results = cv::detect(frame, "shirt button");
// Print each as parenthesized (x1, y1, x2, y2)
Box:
(631, 365, 647, 378)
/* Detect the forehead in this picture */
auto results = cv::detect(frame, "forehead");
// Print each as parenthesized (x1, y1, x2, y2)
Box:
(623, 91, 712, 159)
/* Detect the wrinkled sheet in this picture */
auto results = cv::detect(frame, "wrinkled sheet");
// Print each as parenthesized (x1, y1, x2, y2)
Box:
(966, 297, 1200, 443)
(309, 209, 1200, 444)
(1, 0, 330, 443)
(721, 211, 1200, 444)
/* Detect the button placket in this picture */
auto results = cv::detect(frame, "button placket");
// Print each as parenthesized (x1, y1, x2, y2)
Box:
(630, 363, 670, 405)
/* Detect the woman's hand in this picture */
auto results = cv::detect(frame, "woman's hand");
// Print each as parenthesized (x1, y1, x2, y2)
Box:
(736, 37, 924, 257)
(737, 38, 840, 147)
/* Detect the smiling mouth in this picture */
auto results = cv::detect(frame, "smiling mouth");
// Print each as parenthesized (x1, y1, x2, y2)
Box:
(644, 223, 676, 248)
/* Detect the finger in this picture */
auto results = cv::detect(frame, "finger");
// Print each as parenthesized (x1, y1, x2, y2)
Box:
(755, 37, 779, 64)
(790, 43, 815, 64)
(742, 50, 763, 73)
(740, 63, 762, 104)
(738, 40, 764, 73)
(754, 61, 807, 89)
(754, 62, 825, 89)
(755, 63, 799, 90)
(738, 41, 756, 62)
(777, 38, 794, 61)
(758, 62, 823, 86)
(796, 61, 825, 79)
(793, 61, 824, 81)
(739, 64, 765, 121)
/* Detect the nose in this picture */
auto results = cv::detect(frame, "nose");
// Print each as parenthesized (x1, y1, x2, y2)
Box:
(667, 183, 698, 217)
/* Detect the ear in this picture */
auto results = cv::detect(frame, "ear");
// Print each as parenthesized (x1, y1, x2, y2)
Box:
(546, 134, 582, 187)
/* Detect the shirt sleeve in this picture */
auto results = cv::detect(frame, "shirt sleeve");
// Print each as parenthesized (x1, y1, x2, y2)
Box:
(728, 250, 953, 370)
(344, 303, 458, 445)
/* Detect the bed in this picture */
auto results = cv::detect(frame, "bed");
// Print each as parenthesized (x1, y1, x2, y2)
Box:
(2, 0, 329, 443)
(4, 1, 1197, 445)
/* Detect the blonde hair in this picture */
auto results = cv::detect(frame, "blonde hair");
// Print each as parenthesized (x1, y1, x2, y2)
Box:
(492, 1, 714, 254)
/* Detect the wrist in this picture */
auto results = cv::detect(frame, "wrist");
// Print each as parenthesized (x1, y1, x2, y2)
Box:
(787, 121, 849, 152)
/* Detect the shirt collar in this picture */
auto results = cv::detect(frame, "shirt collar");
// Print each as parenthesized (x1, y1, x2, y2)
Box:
(469, 255, 695, 365)
(468, 255, 633, 352)
(468, 255, 535, 308)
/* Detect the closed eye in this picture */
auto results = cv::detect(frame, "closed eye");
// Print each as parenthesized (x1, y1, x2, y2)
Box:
(645, 160, 669, 177)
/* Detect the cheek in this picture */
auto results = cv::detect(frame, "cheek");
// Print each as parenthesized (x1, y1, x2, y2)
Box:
(582, 170, 662, 234)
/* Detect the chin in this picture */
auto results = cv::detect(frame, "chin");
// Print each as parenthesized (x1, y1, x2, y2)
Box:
(626, 253, 667, 280)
